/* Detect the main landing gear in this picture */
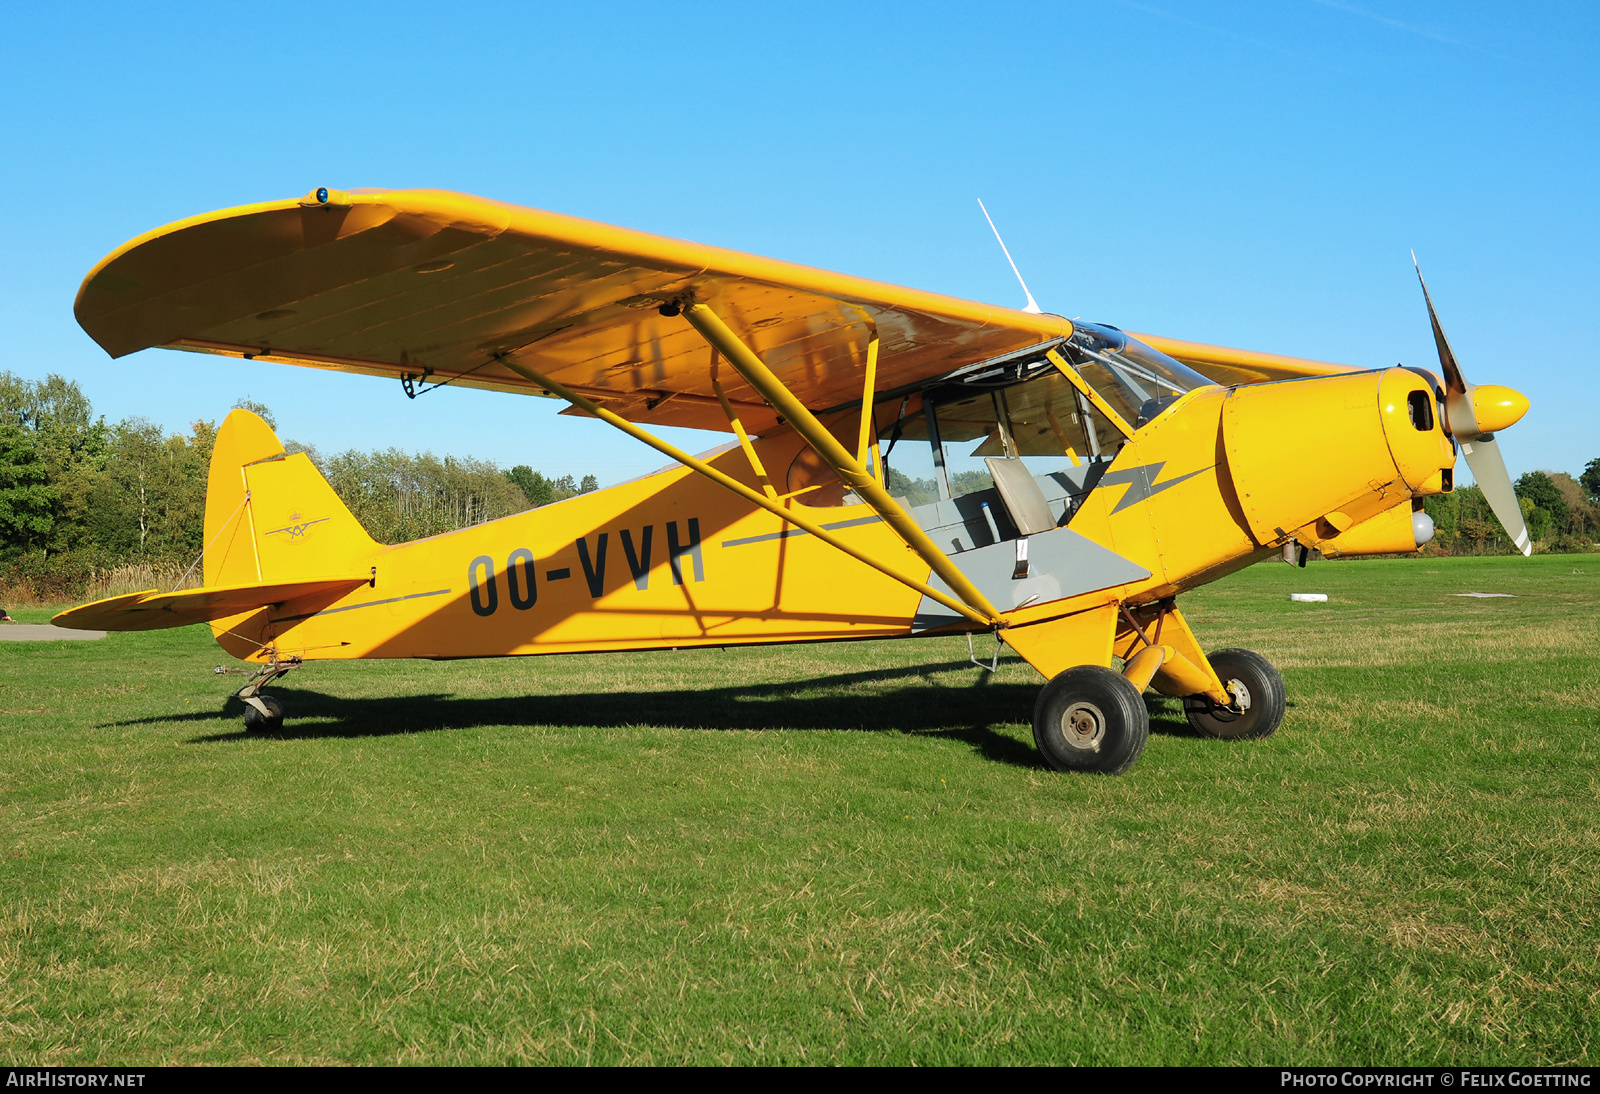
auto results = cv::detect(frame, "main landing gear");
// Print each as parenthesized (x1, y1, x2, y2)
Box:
(243, 693, 286, 733)
(1181, 648, 1285, 741)
(1030, 647, 1286, 774)
(1032, 666, 1150, 774)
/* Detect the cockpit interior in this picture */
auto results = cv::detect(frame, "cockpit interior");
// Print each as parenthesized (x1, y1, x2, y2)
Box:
(825, 323, 1217, 556)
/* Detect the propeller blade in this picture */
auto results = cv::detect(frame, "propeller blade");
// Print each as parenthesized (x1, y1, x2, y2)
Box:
(1410, 254, 1530, 553)
(1459, 434, 1533, 556)
(1412, 252, 1468, 396)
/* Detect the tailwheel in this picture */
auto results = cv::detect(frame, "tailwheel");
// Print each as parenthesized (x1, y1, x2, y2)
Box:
(1032, 665, 1149, 774)
(242, 694, 285, 733)
(1183, 648, 1285, 740)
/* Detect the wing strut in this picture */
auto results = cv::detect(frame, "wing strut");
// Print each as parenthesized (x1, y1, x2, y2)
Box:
(679, 302, 1005, 625)
(496, 357, 995, 627)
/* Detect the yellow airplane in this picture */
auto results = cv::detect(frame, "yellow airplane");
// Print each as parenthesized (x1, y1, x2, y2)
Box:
(55, 187, 1532, 773)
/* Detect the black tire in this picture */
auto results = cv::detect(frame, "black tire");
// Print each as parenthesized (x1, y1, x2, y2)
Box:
(1032, 665, 1150, 774)
(1183, 648, 1284, 740)
(242, 694, 284, 733)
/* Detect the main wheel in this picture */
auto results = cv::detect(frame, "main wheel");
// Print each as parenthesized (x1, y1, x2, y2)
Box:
(1032, 665, 1149, 774)
(242, 694, 285, 733)
(1183, 648, 1285, 740)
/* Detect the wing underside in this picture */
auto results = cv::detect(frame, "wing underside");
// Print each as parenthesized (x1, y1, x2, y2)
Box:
(78, 189, 1084, 433)
(77, 189, 1359, 434)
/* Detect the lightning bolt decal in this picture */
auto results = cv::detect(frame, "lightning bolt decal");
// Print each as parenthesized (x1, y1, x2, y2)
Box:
(1098, 462, 1214, 515)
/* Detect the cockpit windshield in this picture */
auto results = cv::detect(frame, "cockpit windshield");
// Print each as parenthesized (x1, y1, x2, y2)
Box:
(1062, 322, 1217, 428)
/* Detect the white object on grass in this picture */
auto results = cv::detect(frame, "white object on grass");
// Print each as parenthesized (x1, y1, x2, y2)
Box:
(1290, 593, 1328, 603)
(1454, 592, 1515, 598)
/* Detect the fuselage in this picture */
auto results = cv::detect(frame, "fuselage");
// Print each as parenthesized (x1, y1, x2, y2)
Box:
(211, 329, 1456, 673)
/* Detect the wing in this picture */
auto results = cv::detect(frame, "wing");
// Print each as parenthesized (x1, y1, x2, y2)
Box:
(76, 188, 1075, 433)
(1131, 332, 1360, 386)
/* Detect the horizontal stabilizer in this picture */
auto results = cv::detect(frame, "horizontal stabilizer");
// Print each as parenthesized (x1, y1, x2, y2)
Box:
(52, 576, 370, 632)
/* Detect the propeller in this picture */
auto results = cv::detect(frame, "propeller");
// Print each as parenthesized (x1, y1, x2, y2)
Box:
(1411, 253, 1533, 555)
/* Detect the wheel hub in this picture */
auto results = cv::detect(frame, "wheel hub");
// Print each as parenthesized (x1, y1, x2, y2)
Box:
(1226, 677, 1252, 713)
(1060, 701, 1106, 751)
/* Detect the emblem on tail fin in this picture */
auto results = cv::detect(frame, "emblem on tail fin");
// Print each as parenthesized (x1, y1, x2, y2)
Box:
(265, 511, 331, 541)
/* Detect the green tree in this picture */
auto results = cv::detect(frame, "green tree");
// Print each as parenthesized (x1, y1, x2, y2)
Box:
(1423, 490, 1458, 536)
(503, 466, 599, 508)
(0, 371, 107, 553)
(1425, 484, 1512, 554)
(323, 449, 532, 544)
(232, 399, 277, 430)
(88, 418, 213, 559)
(1514, 471, 1568, 546)
(1539, 471, 1599, 547)
(284, 439, 321, 463)
(951, 469, 994, 497)
(1514, 471, 1568, 526)
(1581, 458, 1600, 504)
(1520, 495, 1550, 544)
(887, 466, 937, 507)
(0, 425, 55, 554)
(505, 465, 555, 507)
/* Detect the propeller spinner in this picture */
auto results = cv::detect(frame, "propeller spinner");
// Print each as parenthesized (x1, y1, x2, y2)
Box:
(1412, 255, 1533, 556)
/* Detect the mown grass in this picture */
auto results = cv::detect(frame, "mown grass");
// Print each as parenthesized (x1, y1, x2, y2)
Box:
(1, 554, 1596, 1065)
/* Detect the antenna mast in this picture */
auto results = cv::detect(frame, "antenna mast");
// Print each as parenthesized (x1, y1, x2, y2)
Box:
(977, 198, 1042, 314)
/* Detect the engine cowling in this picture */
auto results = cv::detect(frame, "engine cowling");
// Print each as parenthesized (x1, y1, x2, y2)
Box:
(1221, 367, 1454, 548)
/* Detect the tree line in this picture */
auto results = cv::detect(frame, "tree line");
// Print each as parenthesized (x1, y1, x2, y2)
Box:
(1422, 470, 1600, 555)
(0, 374, 596, 601)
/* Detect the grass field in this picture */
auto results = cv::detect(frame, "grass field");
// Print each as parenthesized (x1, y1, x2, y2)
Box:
(1, 553, 1596, 1065)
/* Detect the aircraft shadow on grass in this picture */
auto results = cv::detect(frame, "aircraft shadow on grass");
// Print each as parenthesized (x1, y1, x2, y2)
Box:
(106, 657, 1200, 767)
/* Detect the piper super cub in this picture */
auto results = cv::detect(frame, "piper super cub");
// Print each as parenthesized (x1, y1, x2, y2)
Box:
(56, 188, 1532, 773)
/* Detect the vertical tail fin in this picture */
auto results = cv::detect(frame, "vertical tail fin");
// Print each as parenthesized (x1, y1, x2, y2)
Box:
(205, 409, 378, 588)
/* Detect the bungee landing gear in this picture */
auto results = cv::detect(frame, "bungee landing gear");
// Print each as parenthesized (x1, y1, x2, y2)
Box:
(242, 693, 286, 733)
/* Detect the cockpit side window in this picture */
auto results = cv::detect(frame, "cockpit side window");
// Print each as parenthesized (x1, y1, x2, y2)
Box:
(873, 324, 1215, 531)
(886, 360, 1140, 495)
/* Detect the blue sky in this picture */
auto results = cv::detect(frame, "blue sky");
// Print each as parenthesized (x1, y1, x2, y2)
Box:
(1, 1, 1594, 486)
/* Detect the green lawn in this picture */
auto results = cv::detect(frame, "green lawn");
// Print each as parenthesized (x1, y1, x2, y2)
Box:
(1, 554, 1596, 1065)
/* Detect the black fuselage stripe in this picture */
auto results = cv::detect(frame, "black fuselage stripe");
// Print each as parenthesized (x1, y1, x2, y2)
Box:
(275, 587, 451, 623)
